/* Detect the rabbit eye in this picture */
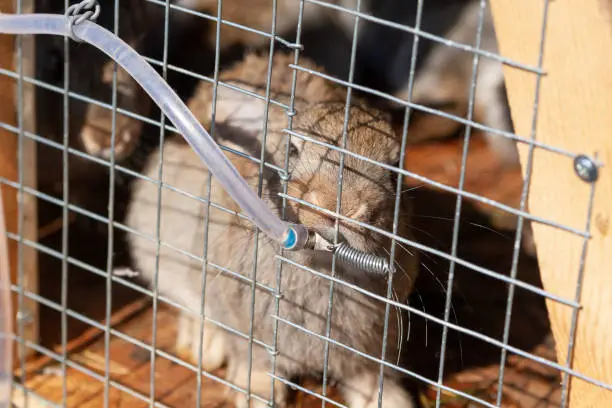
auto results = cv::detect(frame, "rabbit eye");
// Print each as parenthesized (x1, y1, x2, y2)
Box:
(389, 160, 402, 185)
(288, 142, 299, 157)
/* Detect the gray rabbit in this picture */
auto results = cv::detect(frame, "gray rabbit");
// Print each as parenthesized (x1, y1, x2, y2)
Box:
(125, 52, 419, 407)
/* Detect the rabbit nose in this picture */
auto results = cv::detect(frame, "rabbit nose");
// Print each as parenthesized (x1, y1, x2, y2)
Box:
(345, 203, 370, 223)
(315, 226, 346, 245)
(315, 223, 371, 253)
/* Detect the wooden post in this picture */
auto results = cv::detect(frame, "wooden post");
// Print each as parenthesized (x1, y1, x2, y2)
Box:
(0, 0, 21, 365)
(489, 0, 612, 406)
(13, 0, 39, 365)
(0, 0, 39, 365)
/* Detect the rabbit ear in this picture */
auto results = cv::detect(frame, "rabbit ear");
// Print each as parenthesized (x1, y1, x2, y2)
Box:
(211, 122, 262, 152)
(214, 84, 276, 135)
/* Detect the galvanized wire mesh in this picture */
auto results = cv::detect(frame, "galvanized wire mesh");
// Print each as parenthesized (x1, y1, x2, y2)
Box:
(0, 0, 609, 407)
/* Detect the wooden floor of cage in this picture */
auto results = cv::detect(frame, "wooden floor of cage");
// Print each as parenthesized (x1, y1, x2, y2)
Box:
(13, 133, 562, 408)
(12, 299, 562, 408)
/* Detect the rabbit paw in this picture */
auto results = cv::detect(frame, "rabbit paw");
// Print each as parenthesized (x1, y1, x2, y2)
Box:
(229, 362, 287, 408)
(175, 312, 226, 372)
(80, 124, 138, 162)
(342, 373, 415, 408)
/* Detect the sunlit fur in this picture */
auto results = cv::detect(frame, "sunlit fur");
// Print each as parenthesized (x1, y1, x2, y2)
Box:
(126, 52, 418, 408)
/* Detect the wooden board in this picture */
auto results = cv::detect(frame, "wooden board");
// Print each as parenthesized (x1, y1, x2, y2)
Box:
(13, 0, 40, 363)
(12, 298, 346, 408)
(0, 0, 39, 364)
(489, 0, 612, 405)
(0, 0, 20, 368)
(13, 295, 561, 408)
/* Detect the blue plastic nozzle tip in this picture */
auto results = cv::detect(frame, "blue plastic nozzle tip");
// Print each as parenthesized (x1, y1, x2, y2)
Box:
(283, 227, 297, 250)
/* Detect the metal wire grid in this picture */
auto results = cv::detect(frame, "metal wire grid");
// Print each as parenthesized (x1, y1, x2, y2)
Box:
(0, 0, 608, 407)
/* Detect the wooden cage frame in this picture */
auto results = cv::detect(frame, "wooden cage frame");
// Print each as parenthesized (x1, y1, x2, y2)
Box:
(0, 0, 38, 368)
(489, 0, 612, 405)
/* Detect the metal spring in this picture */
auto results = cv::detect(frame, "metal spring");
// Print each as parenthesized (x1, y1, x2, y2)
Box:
(333, 242, 392, 276)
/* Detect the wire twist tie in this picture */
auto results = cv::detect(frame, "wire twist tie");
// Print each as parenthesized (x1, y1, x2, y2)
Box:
(65, 0, 100, 42)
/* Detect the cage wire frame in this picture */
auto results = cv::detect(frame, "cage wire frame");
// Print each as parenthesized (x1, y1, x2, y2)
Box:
(0, 0, 609, 407)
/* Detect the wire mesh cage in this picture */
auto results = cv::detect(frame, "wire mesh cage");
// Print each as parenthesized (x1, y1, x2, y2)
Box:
(0, 0, 611, 407)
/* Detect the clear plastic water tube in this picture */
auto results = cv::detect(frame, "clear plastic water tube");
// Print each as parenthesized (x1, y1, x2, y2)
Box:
(0, 13, 309, 251)
(0, 189, 12, 408)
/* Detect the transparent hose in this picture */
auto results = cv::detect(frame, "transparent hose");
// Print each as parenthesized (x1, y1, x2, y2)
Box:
(0, 188, 12, 408)
(0, 13, 308, 250)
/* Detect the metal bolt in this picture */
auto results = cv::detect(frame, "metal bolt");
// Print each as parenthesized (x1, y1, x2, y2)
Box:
(573, 154, 599, 183)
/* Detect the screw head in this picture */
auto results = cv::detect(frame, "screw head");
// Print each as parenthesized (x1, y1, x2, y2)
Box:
(573, 155, 598, 183)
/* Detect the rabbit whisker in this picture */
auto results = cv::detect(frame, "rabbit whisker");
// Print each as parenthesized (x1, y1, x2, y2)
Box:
(411, 214, 513, 239)
(419, 260, 463, 360)
(402, 225, 446, 252)
(391, 184, 426, 197)
(380, 246, 410, 365)
(395, 240, 438, 267)
(392, 288, 404, 366)
(413, 289, 428, 347)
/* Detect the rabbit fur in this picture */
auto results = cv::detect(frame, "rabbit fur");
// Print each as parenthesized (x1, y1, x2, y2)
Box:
(125, 51, 419, 407)
(175, 0, 518, 165)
